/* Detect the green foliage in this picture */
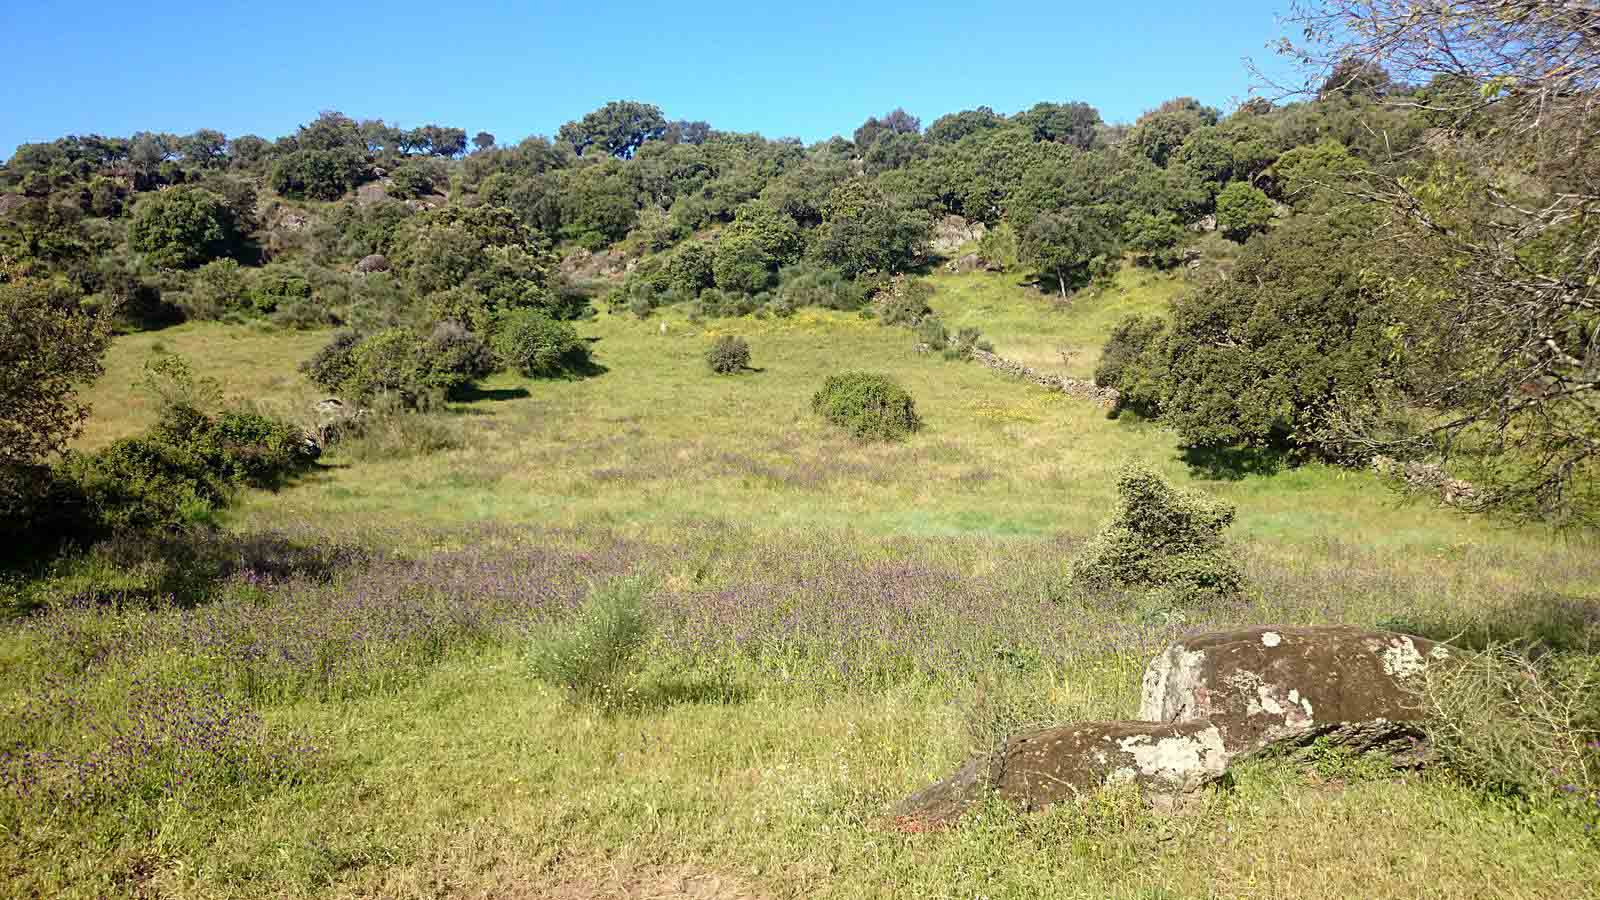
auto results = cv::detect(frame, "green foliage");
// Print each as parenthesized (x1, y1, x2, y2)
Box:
(1067, 464, 1243, 600)
(493, 309, 591, 378)
(269, 148, 364, 201)
(977, 220, 1020, 270)
(558, 101, 667, 159)
(666, 241, 716, 297)
(1215, 182, 1273, 242)
(391, 205, 574, 319)
(388, 159, 446, 199)
(811, 371, 921, 442)
(1021, 206, 1119, 297)
(1159, 211, 1395, 454)
(815, 179, 930, 277)
(877, 277, 934, 326)
(1095, 315, 1166, 389)
(181, 258, 249, 319)
(301, 330, 363, 393)
(530, 578, 653, 709)
(0, 280, 112, 527)
(1124, 211, 1186, 269)
(128, 187, 241, 269)
(1418, 646, 1600, 825)
(245, 263, 312, 315)
(771, 263, 866, 313)
(53, 356, 314, 534)
(706, 335, 751, 374)
(333, 325, 495, 407)
(712, 201, 802, 293)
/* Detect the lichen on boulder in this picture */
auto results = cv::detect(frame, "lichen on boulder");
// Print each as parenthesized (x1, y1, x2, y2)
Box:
(889, 720, 1229, 828)
(1140, 624, 1447, 761)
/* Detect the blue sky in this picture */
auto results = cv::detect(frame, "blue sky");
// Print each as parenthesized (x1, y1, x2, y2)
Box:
(2, 1, 1296, 158)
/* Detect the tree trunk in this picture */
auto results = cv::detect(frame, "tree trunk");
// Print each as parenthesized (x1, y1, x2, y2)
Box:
(1057, 268, 1066, 299)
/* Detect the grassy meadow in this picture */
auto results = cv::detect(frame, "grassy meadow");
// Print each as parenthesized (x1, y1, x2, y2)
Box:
(6, 267, 1599, 898)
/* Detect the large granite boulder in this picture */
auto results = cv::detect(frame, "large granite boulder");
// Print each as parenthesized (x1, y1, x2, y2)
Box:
(889, 720, 1228, 827)
(1140, 625, 1447, 759)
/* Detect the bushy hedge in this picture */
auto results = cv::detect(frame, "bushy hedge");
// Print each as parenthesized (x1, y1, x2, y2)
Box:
(706, 335, 750, 374)
(303, 324, 495, 406)
(53, 404, 315, 535)
(493, 309, 591, 377)
(811, 371, 921, 441)
(1067, 464, 1243, 600)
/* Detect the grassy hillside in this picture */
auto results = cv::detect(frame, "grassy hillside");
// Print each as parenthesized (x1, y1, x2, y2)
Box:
(5, 267, 1598, 899)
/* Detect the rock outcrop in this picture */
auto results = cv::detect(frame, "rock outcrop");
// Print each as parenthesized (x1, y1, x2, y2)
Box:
(890, 625, 1448, 828)
(931, 214, 987, 255)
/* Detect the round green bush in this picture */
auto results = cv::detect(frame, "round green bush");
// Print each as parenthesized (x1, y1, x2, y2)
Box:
(706, 335, 751, 374)
(811, 371, 921, 441)
(493, 309, 590, 377)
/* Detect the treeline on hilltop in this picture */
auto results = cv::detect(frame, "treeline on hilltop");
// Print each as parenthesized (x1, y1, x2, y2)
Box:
(3, 4, 1598, 531)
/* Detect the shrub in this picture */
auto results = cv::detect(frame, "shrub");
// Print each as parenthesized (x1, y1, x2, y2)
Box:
(943, 326, 993, 362)
(493, 309, 590, 377)
(917, 317, 949, 351)
(1419, 645, 1600, 832)
(773, 263, 866, 312)
(0, 280, 112, 529)
(1067, 463, 1243, 600)
(977, 220, 1020, 271)
(666, 241, 716, 297)
(301, 330, 363, 393)
(332, 395, 461, 461)
(706, 335, 751, 374)
(877, 277, 934, 326)
(182, 258, 250, 319)
(342, 329, 427, 405)
(1095, 314, 1169, 415)
(1215, 182, 1274, 242)
(530, 578, 652, 709)
(128, 186, 241, 269)
(811, 371, 921, 442)
(417, 322, 497, 392)
(55, 399, 314, 535)
(245, 263, 312, 315)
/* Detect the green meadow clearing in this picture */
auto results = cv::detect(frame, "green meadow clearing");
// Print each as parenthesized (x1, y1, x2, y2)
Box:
(8, 267, 1599, 899)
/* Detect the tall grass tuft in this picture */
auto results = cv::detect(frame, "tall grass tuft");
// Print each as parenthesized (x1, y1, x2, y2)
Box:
(530, 577, 652, 710)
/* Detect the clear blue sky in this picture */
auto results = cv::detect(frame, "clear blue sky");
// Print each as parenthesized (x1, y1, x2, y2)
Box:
(2, 1, 1295, 158)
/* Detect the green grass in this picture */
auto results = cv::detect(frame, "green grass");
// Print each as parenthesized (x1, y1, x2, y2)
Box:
(11, 266, 1598, 898)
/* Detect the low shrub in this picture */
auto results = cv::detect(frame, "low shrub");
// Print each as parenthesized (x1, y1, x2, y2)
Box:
(1067, 463, 1243, 600)
(811, 371, 921, 442)
(54, 402, 315, 535)
(916, 317, 949, 351)
(530, 578, 652, 710)
(493, 309, 591, 377)
(301, 330, 362, 393)
(333, 395, 461, 461)
(1095, 315, 1169, 415)
(943, 326, 993, 362)
(313, 324, 495, 407)
(706, 335, 751, 374)
(876, 277, 934, 326)
(1419, 645, 1600, 834)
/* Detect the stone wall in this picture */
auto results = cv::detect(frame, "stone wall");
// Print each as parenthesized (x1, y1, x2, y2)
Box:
(969, 349, 1120, 408)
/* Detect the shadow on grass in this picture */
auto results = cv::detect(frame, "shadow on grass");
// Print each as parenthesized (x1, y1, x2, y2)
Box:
(1379, 592, 1600, 655)
(454, 386, 531, 403)
(3, 527, 376, 617)
(1180, 445, 1288, 481)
